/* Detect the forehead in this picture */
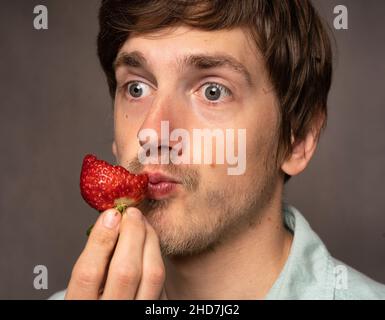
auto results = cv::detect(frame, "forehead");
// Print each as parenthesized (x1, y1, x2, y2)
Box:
(117, 25, 262, 74)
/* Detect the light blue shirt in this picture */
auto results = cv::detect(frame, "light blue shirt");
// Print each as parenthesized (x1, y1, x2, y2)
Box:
(49, 203, 385, 300)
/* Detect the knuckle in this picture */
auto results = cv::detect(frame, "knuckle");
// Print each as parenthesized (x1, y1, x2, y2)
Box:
(72, 265, 101, 288)
(144, 266, 166, 287)
(91, 227, 117, 248)
(113, 266, 141, 286)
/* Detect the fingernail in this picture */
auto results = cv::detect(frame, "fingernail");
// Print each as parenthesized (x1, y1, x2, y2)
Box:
(103, 210, 120, 229)
(125, 207, 143, 220)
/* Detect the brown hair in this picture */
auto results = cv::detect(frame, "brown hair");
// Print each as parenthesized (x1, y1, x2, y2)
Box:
(97, 0, 333, 183)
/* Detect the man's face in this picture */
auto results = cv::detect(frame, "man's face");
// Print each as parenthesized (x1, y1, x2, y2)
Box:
(113, 25, 281, 257)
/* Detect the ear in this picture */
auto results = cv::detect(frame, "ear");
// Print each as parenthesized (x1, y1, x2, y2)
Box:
(112, 140, 118, 158)
(281, 121, 323, 177)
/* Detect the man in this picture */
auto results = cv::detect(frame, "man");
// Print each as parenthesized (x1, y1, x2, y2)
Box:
(51, 0, 385, 299)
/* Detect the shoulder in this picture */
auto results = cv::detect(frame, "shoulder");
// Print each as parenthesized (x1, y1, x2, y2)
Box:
(283, 204, 385, 300)
(332, 258, 385, 300)
(48, 289, 67, 300)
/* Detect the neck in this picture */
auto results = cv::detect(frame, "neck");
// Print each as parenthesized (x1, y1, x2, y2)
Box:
(163, 188, 293, 300)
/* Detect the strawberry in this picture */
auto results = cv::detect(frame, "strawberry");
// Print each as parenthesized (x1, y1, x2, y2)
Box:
(80, 154, 148, 214)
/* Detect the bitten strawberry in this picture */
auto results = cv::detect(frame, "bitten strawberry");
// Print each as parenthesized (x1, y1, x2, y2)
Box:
(80, 154, 148, 213)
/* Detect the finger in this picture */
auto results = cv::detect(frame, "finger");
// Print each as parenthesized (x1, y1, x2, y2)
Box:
(65, 209, 121, 299)
(159, 287, 168, 300)
(101, 207, 146, 299)
(135, 217, 166, 299)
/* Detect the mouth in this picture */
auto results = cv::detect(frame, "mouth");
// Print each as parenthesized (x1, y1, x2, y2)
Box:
(145, 172, 181, 200)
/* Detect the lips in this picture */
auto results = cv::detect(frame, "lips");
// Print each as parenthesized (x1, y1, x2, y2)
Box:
(148, 172, 179, 184)
(145, 172, 181, 200)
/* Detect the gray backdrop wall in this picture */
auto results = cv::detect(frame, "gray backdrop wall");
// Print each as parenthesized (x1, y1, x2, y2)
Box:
(0, 0, 384, 299)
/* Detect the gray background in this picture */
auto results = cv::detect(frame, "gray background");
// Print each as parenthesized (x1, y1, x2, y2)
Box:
(0, 0, 384, 299)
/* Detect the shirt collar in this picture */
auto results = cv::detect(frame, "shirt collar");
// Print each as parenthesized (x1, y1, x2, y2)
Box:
(265, 203, 336, 299)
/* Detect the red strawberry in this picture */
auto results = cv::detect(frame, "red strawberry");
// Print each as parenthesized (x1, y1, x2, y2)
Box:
(80, 154, 148, 213)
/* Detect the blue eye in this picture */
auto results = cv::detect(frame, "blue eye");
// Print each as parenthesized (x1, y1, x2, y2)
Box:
(202, 83, 232, 102)
(126, 81, 151, 98)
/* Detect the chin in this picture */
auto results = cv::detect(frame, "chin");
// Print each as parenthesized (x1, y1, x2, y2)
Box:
(140, 198, 180, 226)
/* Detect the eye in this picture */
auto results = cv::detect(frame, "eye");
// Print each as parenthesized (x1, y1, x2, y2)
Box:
(200, 82, 232, 103)
(125, 81, 152, 99)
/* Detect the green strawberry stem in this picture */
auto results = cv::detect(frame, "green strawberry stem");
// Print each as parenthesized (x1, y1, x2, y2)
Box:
(86, 204, 129, 236)
(86, 224, 94, 236)
(115, 203, 128, 214)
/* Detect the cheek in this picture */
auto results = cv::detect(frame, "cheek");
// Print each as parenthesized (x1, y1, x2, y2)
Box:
(199, 159, 231, 181)
(114, 111, 141, 162)
(196, 163, 251, 201)
(244, 129, 278, 177)
(244, 105, 280, 168)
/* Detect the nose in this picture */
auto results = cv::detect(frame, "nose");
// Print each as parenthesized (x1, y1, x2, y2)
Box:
(137, 93, 183, 156)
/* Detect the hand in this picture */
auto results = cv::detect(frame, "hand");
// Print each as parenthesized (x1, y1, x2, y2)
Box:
(65, 207, 167, 299)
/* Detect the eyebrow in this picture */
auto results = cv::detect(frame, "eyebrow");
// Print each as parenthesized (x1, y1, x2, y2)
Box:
(114, 50, 253, 87)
